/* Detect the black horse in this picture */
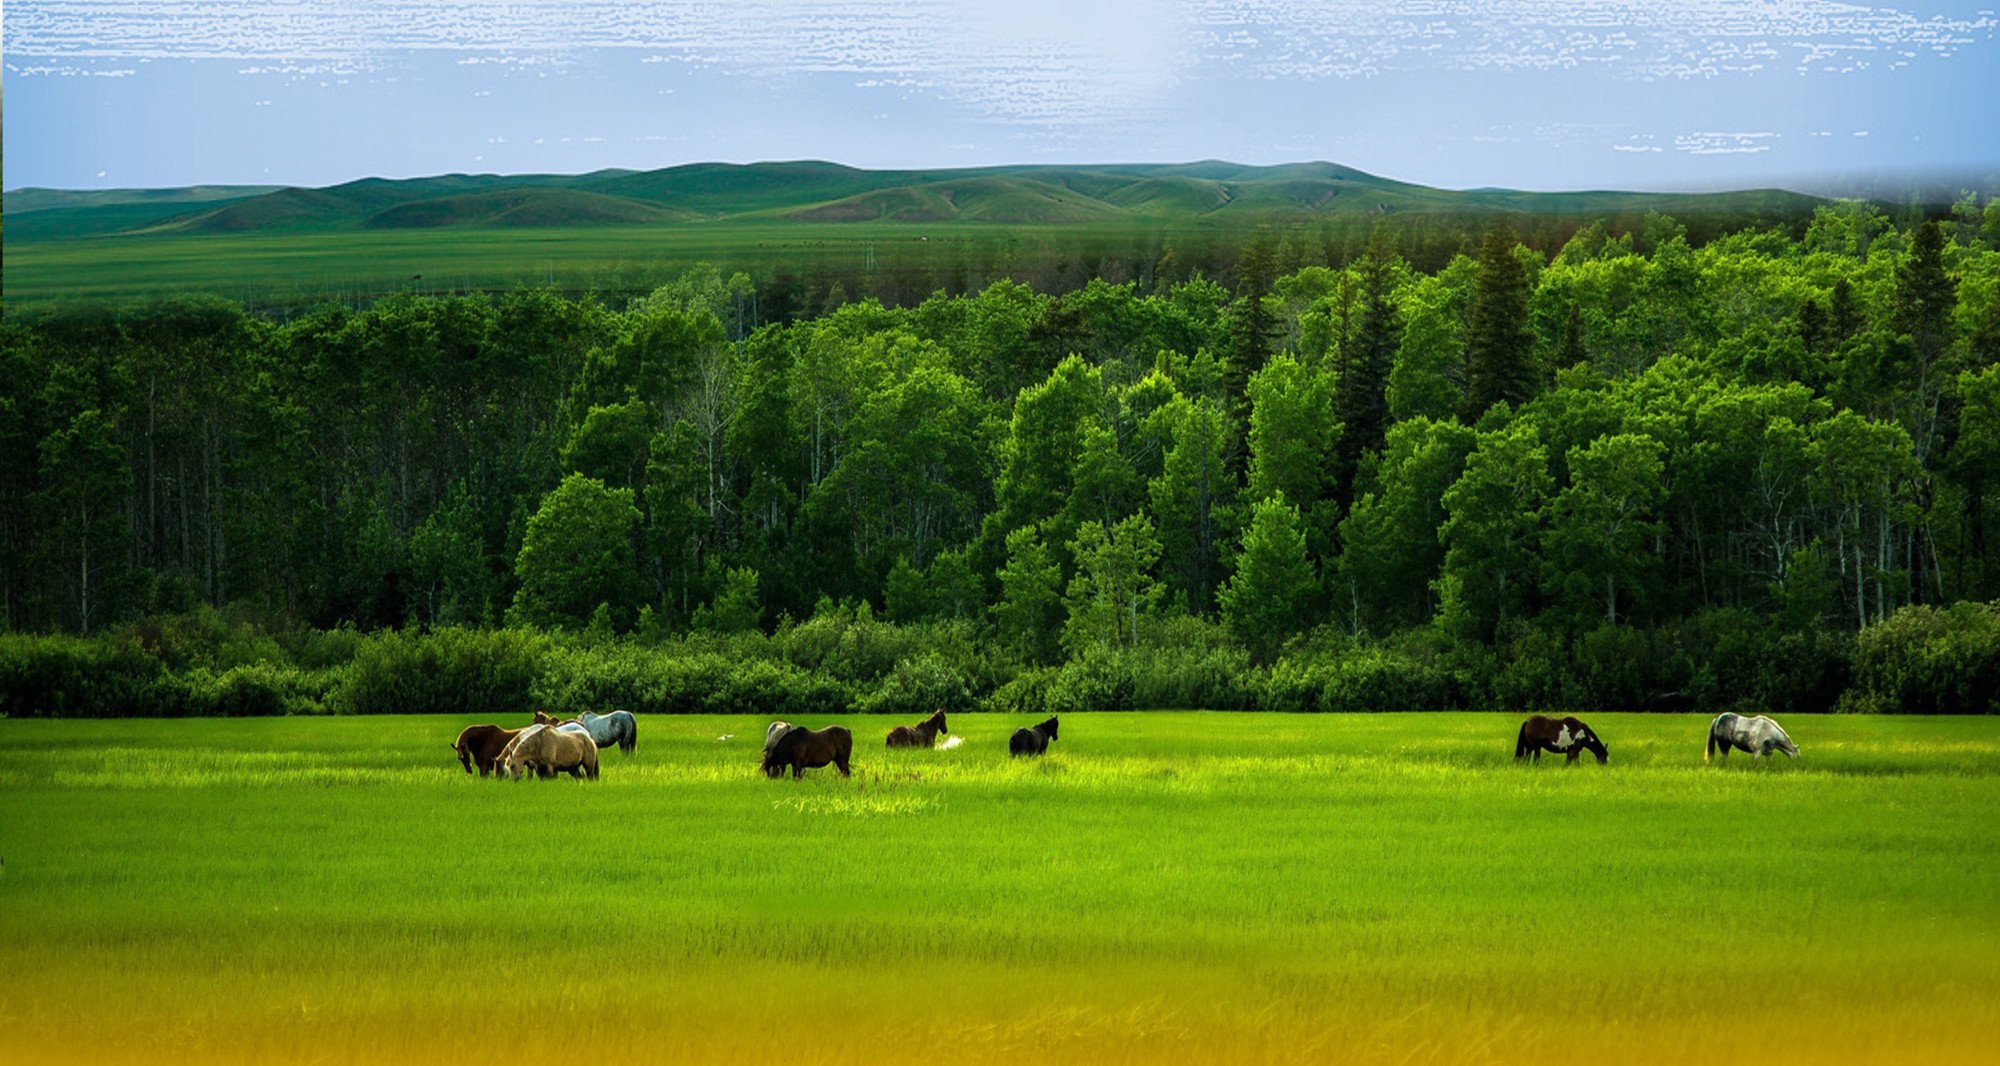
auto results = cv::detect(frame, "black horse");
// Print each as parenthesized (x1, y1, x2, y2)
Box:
(1009, 716, 1059, 756)
(762, 724, 853, 779)
(1514, 715, 1608, 764)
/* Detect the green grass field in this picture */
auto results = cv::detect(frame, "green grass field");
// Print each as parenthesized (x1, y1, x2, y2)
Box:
(2, 712, 1996, 1065)
(1, 221, 1057, 308)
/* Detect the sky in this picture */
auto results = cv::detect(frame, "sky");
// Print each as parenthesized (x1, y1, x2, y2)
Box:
(5, 0, 1998, 193)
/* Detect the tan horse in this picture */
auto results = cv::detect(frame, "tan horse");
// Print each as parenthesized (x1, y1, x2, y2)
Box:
(886, 710, 949, 748)
(499, 724, 600, 780)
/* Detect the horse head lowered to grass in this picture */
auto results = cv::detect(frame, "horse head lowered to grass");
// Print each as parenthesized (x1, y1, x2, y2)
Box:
(1707, 712, 1798, 762)
(450, 724, 523, 777)
(1514, 715, 1607, 764)
(497, 723, 599, 781)
(761, 724, 852, 779)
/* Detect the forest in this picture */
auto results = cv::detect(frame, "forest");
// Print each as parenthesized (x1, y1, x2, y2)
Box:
(4, 199, 1999, 718)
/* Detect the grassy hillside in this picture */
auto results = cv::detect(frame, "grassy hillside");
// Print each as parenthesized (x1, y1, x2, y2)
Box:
(1, 160, 1827, 308)
(1, 712, 1995, 1065)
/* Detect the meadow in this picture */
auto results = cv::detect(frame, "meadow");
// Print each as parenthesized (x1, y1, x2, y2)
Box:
(2, 712, 1997, 1066)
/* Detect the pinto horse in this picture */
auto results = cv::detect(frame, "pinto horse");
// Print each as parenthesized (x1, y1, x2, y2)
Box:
(762, 724, 853, 779)
(451, 725, 524, 777)
(1514, 715, 1608, 764)
(1009, 716, 1059, 756)
(1707, 712, 1798, 762)
(886, 710, 949, 748)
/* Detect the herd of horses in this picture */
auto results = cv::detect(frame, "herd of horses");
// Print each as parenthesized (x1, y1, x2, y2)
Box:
(452, 707, 1800, 782)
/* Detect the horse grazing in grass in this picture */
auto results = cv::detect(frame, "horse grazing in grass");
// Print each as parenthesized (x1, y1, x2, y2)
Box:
(495, 724, 553, 779)
(1010, 716, 1059, 756)
(537, 709, 639, 753)
(762, 725, 853, 779)
(886, 710, 949, 749)
(575, 710, 638, 754)
(499, 724, 599, 781)
(451, 725, 524, 777)
(1515, 715, 1608, 764)
(1707, 712, 1798, 762)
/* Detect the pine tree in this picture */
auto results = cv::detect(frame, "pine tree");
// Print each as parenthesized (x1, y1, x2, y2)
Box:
(1553, 301, 1587, 368)
(1462, 230, 1537, 421)
(1223, 234, 1281, 474)
(1893, 220, 1959, 367)
(1828, 277, 1863, 342)
(1798, 297, 1829, 356)
(1332, 251, 1399, 509)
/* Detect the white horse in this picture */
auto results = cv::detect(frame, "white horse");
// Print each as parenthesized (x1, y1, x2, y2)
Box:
(1706, 712, 1799, 762)
(574, 710, 638, 754)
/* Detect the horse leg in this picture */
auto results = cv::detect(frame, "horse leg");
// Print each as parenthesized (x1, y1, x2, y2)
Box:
(837, 755, 852, 777)
(793, 762, 804, 780)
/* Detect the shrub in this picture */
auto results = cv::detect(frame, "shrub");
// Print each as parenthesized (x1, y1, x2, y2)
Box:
(331, 627, 550, 715)
(1843, 602, 2000, 714)
(0, 633, 171, 718)
(855, 653, 976, 716)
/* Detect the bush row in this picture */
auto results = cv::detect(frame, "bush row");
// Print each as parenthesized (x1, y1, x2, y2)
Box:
(0, 604, 1992, 718)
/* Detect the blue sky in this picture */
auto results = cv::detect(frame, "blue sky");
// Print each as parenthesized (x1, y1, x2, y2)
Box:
(5, 0, 1997, 192)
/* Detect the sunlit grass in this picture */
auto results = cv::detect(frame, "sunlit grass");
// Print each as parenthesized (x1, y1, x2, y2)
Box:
(2, 712, 1997, 1064)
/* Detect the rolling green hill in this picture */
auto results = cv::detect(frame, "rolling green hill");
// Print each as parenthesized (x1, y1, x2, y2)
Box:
(8, 160, 1826, 241)
(1, 160, 1828, 308)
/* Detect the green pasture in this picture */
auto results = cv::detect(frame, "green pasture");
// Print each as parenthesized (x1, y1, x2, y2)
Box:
(1, 221, 1194, 309)
(2, 712, 1997, 1065)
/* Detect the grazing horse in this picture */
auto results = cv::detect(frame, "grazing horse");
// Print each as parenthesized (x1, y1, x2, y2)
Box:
(575, 710, 638, 754)
(496, 724, 559, 780)
(886, 710, 949, 749)
(499, 725, 600, 781)
(451, 724, 523, 777)
(1514, 715, 1608, 764)
(533, 708, 634, 752)
(762, 725, 853, 779)
(1707, 712, 1798, 762)
(1009, 716, 1059, 756)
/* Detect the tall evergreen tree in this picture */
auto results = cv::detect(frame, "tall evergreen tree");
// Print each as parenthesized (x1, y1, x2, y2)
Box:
(1893, 220, 1959, 367)
(1222, 234, 1281, 474)
(1828, 277, 1864, 343)
(1333, 251, 1400, 508)
(1552, 301, 1588, 368)
(1798, 298, 1830, 357)
(1462, 230, 1538, 421)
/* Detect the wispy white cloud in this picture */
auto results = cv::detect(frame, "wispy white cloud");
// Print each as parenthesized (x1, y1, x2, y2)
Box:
(8, 0, 1994, 126)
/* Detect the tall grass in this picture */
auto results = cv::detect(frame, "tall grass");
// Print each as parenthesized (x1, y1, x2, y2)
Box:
(2, 713, 1997, 1064)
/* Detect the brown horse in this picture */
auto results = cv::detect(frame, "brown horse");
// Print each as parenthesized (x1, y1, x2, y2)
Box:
(451, 725, 524, 777)
(886, 710, 949, 748)
(1515, 715, 1609, 764)
(762, 724, 853, 779)
(498, 724, 600, 781)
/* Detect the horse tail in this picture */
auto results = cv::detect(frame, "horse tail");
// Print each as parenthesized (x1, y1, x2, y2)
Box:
(1706, 722, 1720, 763)
(1514, 723, 1529, 760)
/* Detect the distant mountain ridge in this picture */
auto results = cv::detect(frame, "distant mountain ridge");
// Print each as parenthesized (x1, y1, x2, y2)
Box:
(5, 161, 1825, 242)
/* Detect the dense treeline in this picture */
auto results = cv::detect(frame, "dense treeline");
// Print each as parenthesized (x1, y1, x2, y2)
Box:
(4, 200, 1999, 715)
